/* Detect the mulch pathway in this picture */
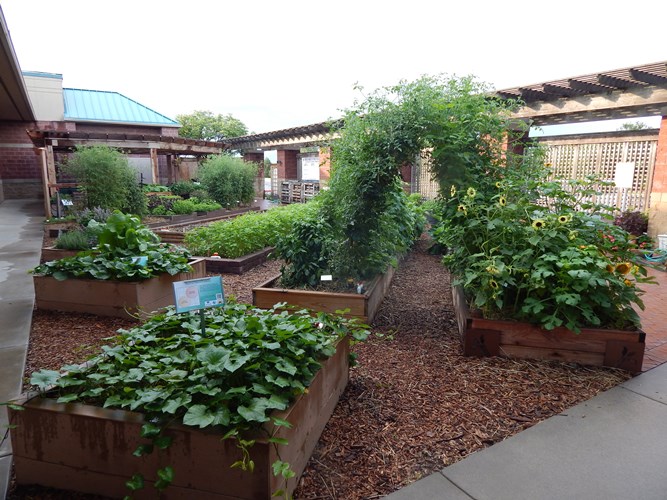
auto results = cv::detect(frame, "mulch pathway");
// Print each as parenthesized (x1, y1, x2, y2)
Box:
(9, 238, 629, 499)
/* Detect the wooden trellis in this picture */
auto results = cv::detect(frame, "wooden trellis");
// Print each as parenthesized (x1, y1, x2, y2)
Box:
(411, 134, 658, 212)
(540, 134, 657, 212)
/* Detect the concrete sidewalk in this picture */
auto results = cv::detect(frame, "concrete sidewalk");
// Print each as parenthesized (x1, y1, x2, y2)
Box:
(386, 361, 667, 500)
(0, 199, 43, 498)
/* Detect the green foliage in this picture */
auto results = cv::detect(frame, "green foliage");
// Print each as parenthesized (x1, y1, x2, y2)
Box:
(54, 228, 94, 250)
(147, 194, 221, 215)
(176, 110, 248, 141)
(274, 202, 333, 288)
(142, 184, 170, 193)
(614, 210, 648, 236)
(63, 146, 146, 215)
(169, 181, 201, 198)
(184, 203, 315, 258)
(75, 207, 113, 227)
(435, 154, 654, 332)
(147, 194, 180, 214)
(32, 212, 192, 281)
(198, 155, 257, 208)
(29, 303, 369, 496)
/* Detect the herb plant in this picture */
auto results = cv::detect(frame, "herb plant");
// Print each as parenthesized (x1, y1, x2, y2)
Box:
(29, 303, 369, 496)
(32, 212, 192, 281)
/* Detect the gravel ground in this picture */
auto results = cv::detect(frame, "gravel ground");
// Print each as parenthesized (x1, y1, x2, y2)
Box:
(9, 237, 630, 499)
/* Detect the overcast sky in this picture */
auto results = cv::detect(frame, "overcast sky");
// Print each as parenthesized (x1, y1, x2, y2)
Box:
(2, 0, 666, 134)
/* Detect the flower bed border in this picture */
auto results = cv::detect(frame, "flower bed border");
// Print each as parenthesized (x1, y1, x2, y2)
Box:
(9, 338, 350, 499)
(33, 258, 206, 320)
(204, 247, 274, 275)
(40, 246, 81, 263)
(452, 286, 645, 373)
(252, 267, 396, 323)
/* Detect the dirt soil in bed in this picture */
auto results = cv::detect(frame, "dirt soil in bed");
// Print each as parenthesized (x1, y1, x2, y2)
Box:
(9, 237, 630, 499)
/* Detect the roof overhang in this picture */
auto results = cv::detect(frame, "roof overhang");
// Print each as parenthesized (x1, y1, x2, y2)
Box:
(0, 6, 34, 121)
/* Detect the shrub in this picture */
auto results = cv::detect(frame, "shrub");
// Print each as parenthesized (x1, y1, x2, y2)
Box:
(142, 184, 170, 193)
(169, 181, 200, 198)
(54, 229, 93, 250)
(614, 211, 648, 236)
(75, 206, 113, 227)
(62, 146, 146, 215)
(198, 155, 257, 207)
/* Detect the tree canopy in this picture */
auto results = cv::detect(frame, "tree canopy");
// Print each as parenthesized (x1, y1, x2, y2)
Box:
(175, 110, 248, 141)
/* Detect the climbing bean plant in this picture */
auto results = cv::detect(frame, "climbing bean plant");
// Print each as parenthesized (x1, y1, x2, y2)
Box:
(277, 75, 520, 285)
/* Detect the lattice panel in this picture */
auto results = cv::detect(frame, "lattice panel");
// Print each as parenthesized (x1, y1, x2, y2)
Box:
(543, 138, 657, 212)
(412, 150, 440, 200)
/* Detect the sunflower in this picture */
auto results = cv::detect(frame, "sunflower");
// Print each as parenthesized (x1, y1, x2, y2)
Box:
(615, 262, 631, 275)
(498, 196, 507, 207)
(558, 214, 570, 224)
(489, 279, 499, 289)
(457, 204, 467, 215)
(495, 181, 502, 189)
(466, 187, 476, 198)
(531, 219, 545, 229)
(606, 264, 614, 273)
(450, 185, 457, 197)
(624, 279, 634, 287)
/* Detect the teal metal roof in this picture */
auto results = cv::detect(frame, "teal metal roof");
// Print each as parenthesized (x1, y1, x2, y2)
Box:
(63, 88, 179, 127)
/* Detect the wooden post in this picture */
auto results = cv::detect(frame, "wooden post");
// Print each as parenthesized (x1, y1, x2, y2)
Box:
(166, 154, 174, 185)
(39, 148, 51, 217)
(45, 145, 57, 216)
(150, 148, 159, 184)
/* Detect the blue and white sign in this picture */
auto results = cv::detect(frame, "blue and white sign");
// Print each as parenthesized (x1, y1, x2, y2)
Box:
(173, 276, 225, 313)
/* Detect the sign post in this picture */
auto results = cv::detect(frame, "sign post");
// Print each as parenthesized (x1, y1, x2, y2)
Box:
(172, 276, 225, 335)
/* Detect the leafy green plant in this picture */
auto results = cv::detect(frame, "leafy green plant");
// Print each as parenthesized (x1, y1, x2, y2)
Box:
(198, 155, 257, 208)
(142, 184, 171, 193)
(62, 145, 146, 215)
(53, 228, 94, 250)
(614, 210, 648, 236)
(169, 180, 201, 198)
(28, 302, 369, 497)
(75, 206, 113, 227)
(184, 203, 316, 258)
(32, 212, 192, 281)
(435, 154, 654, 332)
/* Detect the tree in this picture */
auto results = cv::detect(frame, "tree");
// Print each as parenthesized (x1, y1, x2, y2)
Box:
(175, 110, 248, 141)
(618, 121, 650, 131)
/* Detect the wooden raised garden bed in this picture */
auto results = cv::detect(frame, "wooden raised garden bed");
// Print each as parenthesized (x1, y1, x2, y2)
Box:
(252, 267, 396, 323)
(452, 286, 645, 373)
(40, 246, 81, 263)
(9, 338, 350, 499)
(33, 258, 206, 320)
(205, 247, 274, 275)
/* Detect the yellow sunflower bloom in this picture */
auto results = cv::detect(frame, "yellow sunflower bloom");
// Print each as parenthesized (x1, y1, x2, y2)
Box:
(495, 181, 502, 189)
(615, 262, 631, 275)
(558, 215, 570, 224)
(457, 204, 467, 215)
(489, 279, 499, 289)
(450, 185, 457, 197)
(466, 187, 476, 198)
(498, 196, 507, 207)
(531, 219, 545, 229)
(606, 264, 614, 273)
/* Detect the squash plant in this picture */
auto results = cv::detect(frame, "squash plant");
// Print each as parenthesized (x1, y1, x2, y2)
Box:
(29, 302, 369, 497)
(32, 211, 193, 281)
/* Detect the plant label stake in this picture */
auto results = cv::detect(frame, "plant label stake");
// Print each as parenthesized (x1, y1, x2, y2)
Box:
(173, 276, 225, 335)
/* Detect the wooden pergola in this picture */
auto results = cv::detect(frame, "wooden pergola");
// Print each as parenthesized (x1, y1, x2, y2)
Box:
(27, 129, 228, 216)
(496, 61, 667, 125)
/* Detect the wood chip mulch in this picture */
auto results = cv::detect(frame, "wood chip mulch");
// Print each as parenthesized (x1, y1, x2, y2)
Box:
(10, 237, 630, 499)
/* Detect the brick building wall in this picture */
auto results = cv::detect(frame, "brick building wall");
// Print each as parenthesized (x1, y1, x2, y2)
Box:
(649, 116, 667, 236)
(0, 121, 42, 199)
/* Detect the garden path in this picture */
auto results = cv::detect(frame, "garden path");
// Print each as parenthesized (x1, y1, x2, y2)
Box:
(637, 268, 667, 371)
